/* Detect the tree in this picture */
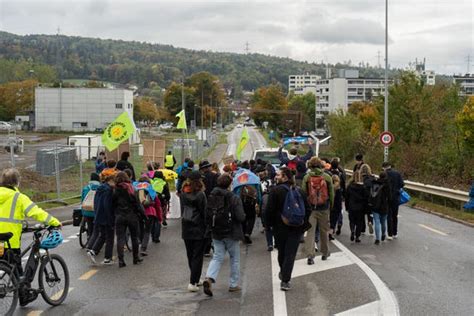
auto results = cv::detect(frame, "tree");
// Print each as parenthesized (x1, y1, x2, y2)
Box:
(0, 79, 37, 121)
(288, 92, 316, 131)
(163, 82, 196, 126)
(250, 84, 288, 129)
(134, 97, 158, 125)
(327, 110, 364, 163)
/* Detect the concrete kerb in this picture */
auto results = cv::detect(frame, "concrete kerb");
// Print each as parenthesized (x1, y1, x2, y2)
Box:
(412, 205, 474, 228)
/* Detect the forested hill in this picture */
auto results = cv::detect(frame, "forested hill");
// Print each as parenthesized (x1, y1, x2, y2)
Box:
(0, 31, 388, 91)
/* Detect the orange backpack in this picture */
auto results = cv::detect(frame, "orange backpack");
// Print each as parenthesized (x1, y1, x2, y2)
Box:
(307, 175, 329, 207)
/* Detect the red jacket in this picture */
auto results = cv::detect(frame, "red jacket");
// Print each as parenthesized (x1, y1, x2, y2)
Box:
(144, 196, 163, 222)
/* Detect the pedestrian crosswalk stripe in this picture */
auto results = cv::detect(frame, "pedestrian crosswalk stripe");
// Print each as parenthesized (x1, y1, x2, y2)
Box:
(79, 269, 98, 280)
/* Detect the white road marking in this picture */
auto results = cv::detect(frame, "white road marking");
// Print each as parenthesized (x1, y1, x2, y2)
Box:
(335, 301, 380, 316)
(68, 235, 78, 239)
(63, 239, 70, 243)
(291, 251, 353, 278)
(78, 269, 98, 280)
(270, 250, 287, 316)
(332, 239, 400, 316)
(418, 224, 448, 236)
(270, 240, 399, 316)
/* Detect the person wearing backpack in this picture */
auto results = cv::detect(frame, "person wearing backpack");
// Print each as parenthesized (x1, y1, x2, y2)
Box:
(203, 174, 246, 296)
(370, 172, 392, 245)
(80, 173, 101, 238)
(302, 157, 334, 264)
(345, 171, 367, 243)
(265, 167, 311, 291)
(152, 171, 170, 232)
(382, 162, 404, 239)
(360, 164, 375, 235)
(200, 160, 219, 256)
(278, 139, 314, 170)
(239, 184, 259, 244)
(180, 170, 207, 292)
(329, 159, 346, 237)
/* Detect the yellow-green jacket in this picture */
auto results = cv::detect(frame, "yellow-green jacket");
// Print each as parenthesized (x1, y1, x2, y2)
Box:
(0, 186, 61, 249)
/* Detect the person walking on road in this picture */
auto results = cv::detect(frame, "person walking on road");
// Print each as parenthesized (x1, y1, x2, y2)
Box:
(345, 171, 367, 243)
(113, 172, 144, 267)
(359, 164, 375, 235)
(151, 171, 171, 232)
(0, 168, 62, 306)
(203, 174, 246, 296)
(177, 160, 195, 194)
(353, 153, 364, 172)
(200, 160, 219, 257)
(278, 139, 314, 170)
(302, 157, 334, 264)
(266, 167, 310, 291)
(80, 172, 101, 238)
(382, 162, 404, 239)
(95, 151, 107, 174)
(180, 170, 208, 292)
(117, 151, 136, 181)
(87, 173, 116, 265)
(370, 172, 392, 245)
(164, 151, 177, 170)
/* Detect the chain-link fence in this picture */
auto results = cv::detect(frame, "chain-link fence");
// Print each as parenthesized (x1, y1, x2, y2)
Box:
(0, 131, 220, 205)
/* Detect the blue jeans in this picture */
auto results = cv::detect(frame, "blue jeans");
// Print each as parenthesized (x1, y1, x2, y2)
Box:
(372, 212, 387, 241)
(206, 238, 240, 287)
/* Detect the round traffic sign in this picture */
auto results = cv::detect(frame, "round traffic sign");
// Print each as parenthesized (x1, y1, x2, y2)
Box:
(379, 131, 394, 146)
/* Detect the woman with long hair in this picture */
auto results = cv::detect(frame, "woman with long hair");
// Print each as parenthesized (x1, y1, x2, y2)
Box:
(179, 170, 207, 292)
(113, 171, 144, 268)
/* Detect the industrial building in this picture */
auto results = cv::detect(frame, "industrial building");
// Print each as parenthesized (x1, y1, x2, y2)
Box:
(453, 74, 474, 96)
(35, 88, 134, 132)
(288, 74, 321, 95)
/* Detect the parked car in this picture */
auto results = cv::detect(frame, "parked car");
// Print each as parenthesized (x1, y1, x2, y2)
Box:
(0, 121, 12, 131)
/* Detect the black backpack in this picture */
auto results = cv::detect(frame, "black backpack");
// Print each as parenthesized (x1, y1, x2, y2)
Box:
(207, 192, 233, 236)
(368, 181, 384, 210)
(240, 185, 257, 214)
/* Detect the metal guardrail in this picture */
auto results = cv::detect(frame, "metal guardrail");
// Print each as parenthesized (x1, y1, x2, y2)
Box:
(345, 169, 469, 203)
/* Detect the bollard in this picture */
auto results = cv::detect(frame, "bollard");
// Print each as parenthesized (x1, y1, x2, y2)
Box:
(9, 141, 15, 167)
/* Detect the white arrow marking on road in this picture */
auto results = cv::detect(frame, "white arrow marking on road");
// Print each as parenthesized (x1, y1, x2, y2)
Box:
(418, 224, 448, 236)
(291, 251, 353, 278)
(271, 240, 399, 316)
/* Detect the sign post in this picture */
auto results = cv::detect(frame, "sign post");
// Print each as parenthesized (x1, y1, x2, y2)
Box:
(379, 131, 394, 162)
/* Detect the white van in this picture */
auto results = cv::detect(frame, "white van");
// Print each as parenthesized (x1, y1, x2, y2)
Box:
(252, 148, 289, 168)
(0, 121, 12, 131)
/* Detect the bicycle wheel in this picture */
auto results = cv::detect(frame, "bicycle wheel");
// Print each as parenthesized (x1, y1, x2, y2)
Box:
(0, 262, 18, 316)
(38, 254, 69, 306)
(78, 219, 87, 248)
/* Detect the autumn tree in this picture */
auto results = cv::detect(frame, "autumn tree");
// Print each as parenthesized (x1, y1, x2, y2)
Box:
(288, 92, 316, 131)
(0, 79, 37, 121)
(250, 84, 288, 129)
(163, 83, 196, 127)
(134, 97, 158, 125)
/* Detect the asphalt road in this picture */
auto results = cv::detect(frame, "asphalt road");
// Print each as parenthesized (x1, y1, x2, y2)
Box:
(8, 127, 474, 315)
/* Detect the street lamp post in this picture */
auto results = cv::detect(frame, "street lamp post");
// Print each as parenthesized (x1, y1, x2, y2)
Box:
(384, 0, 389, 162)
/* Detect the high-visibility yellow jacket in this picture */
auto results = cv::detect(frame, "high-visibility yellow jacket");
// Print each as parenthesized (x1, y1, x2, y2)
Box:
(164, 155, 175, 168)
(0, 186, 61, 249)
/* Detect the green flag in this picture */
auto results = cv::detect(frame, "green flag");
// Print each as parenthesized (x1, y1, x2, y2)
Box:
(236, 128, 249, 160)
(176, 110, 187, 129)
(102, 111, 136, 151)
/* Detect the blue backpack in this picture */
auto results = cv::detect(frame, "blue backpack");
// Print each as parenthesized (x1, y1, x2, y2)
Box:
(281, 185, 306, 226)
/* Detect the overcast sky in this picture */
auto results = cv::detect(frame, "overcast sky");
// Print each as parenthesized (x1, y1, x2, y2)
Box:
(1, 0, 472, 75)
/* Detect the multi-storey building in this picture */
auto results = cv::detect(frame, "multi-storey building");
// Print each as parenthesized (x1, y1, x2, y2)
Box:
(315, 70, 391, 118)
(288, 74, 321, 95)
(453, 74, 474, 96)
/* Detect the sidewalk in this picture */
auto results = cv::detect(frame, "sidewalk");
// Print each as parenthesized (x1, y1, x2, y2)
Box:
(206, 143, 228, 164)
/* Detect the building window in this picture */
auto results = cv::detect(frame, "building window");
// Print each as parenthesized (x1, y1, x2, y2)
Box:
(73, 122, 88, 128)
(116, 103, 123, 109)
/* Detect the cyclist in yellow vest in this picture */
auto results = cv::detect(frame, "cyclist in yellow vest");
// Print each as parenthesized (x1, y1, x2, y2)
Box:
(164, 151, 176, 170)
(0, 168, 61, 305)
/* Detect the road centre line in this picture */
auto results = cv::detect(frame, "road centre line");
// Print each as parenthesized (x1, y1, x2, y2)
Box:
(79, 269, 98, 280)
(418, 224, 448, 236)
(26, 311, 43, 316)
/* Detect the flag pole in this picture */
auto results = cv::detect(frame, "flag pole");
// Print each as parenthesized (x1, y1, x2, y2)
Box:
(181, 80, 185, 164)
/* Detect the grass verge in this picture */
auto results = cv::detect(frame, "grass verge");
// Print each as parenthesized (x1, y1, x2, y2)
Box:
(409, 197, 474, 225)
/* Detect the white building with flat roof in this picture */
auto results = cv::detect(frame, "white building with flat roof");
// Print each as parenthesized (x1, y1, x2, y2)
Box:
(35, 88, 134, 132)
(453, 75, 474, 96)
(289, 74, 321, 95)
(315, 70, 391, 118)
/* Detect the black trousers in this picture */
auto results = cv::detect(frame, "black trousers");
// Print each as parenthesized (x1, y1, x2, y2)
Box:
(242, 209, 256, 236)
(116, 215, 140, 262)
(183, 239, 206, 285)
(274, 230, 302, 283)
(89, 224, 114, 259)
(349, 210, 365, 238)
(387, 199, 400, 236)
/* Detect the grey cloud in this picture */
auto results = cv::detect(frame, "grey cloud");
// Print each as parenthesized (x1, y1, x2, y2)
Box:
(300, 18, 388, 45)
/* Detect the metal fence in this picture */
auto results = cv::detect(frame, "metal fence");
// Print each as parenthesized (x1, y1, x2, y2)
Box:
(0, 132, 218, 205)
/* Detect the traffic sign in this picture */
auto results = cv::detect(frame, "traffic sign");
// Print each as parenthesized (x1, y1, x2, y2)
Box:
(379, 131, 394, 146)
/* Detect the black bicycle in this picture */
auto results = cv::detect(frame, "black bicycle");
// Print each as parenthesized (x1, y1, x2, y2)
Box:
(0, 224, 69, 315)
(78, 217, 94, 249)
